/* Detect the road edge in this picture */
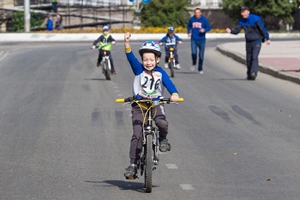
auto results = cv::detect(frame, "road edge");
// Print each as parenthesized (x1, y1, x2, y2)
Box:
(216, 44, 300, 85)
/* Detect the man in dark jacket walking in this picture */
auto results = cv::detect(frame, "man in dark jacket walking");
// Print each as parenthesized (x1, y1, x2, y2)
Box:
(226, 6, 271, 80)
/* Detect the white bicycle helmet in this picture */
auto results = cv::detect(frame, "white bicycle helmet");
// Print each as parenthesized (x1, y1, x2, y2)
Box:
(139, 40, 162, 57)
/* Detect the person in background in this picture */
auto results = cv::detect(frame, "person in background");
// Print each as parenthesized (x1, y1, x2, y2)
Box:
(55, 14, 63, 30)
(52, 0, 59, 13)
(158, 26, 183, 69)
(226, 6, 271, 80)
(187, 7, 211, 74)
(46, 15, 53, 31)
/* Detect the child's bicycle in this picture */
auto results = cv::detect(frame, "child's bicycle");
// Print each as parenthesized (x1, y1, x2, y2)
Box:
(101, 49, 112, 80)
(168, 47, 176, 78)
(116, 96, 184, 193)
(92, 45, 113, 80)
(161, 42, 181, 78)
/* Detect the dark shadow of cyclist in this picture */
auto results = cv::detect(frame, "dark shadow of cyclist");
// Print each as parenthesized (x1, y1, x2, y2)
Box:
(85, 180, 158, 193)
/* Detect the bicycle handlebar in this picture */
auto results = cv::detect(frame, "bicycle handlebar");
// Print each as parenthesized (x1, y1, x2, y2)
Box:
(116, 97, 184, 103)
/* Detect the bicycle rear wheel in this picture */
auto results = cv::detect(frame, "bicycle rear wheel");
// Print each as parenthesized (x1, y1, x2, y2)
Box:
(104, 60, 111, 80)
(144, 134, 153, 193)
(169, 60, 175, 78)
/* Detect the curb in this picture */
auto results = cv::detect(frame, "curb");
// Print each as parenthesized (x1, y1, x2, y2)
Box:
(0, 33, 299, 42)
(216, 44, 300, 85)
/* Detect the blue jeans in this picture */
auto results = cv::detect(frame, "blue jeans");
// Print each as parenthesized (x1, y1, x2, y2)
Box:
(191, 39, 206, 72)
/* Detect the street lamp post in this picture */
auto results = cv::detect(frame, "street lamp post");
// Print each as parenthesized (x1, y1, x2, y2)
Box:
(129, 0, 150, 29)
(24, 0, 30, 32)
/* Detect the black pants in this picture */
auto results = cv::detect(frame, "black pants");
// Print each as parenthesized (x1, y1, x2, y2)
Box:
(245, 41, 261, 77)
(164, 48, 179, 65)
(52, 2, 58, 13)
(97, 50, 115, 73)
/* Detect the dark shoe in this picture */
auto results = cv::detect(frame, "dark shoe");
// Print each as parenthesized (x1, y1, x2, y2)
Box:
(250, 73, 257, 80)
(159, 139, 171, 152)
(124, 165, 137, 180)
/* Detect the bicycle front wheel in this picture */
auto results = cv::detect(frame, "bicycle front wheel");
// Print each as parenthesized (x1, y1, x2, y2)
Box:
(104, 60, 111, 80)
(169, 60, 175, 78)
(144, 134, 153, 193)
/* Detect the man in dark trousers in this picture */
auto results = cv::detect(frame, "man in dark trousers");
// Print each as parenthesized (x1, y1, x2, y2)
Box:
(226, 6, 271, 80)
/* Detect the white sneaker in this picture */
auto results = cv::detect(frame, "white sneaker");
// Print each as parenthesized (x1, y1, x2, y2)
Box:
(199, 71, 204, 74)
(164, 63, 168, 68)
(175, 64, 181, 69)
(190, 65, 196, 71)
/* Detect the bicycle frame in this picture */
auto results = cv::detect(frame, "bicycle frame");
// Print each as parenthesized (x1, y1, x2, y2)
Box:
(101, 50, 111, 71)
(140, 101, 160, 166)
(168, 47, 176, 78)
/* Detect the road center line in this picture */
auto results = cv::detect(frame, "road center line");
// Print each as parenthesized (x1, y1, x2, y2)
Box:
(165, 164, 178, 169)
(179, 184, 195, 191)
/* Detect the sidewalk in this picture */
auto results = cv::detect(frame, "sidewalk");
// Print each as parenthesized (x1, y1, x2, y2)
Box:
(216, 40, 300, 85)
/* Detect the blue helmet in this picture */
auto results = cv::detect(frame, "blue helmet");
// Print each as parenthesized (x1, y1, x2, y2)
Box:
(103, 25, 109, 31)
(139, 40, 162, 57)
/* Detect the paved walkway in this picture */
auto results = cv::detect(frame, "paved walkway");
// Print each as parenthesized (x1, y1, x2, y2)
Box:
(216, 40, 300, 84)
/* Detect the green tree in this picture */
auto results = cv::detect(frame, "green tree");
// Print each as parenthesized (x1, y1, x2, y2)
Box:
(12, 11, 44, 32)
(221, 0, 298, 27)
(140, 0, 191, 27)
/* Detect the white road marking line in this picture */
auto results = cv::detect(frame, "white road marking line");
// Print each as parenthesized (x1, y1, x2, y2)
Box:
(125, 108, 131, 111)
(0, 51, 8, 61)
(179, 184, 195, 191)
(165, 164, 178, 169)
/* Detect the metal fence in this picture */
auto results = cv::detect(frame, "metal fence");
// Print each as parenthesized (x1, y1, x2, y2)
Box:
(13, 0, 126, 6)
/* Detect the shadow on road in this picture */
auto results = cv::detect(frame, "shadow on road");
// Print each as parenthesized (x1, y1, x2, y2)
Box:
(215, 78, 248, 81)
(85, 180, 158, 193)
(175, 71, 198, 74)
(84, 78, 110, 81)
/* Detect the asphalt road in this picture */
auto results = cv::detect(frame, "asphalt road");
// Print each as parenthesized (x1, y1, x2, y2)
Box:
(1, 40, 300, 200)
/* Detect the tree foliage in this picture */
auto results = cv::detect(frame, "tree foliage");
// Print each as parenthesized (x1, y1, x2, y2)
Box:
(140, 0, 191, 27)
(221, 0, 298, 24)
(12, 11, 44, 32)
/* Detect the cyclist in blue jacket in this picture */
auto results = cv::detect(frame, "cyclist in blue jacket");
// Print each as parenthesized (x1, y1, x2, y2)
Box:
(226, 6, 271, 80)
(123, 32, 180, 179)
(158, 27, 183, 69)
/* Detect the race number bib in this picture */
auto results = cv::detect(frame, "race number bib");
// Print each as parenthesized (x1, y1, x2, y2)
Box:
(139, 72, 162, 98)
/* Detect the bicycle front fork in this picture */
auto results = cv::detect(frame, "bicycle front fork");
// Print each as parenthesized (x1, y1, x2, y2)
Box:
(143, 126, 159, 165)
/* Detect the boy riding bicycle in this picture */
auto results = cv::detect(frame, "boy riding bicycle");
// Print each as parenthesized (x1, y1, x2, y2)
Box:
(91, 25, 117, 74)
(123, 32, 180, 179)
(158, 26, 183, 69)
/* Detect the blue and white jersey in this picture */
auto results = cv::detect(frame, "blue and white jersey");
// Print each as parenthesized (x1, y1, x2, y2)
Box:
(159, 34, 182, 50)
(126, 51, 178, 99)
